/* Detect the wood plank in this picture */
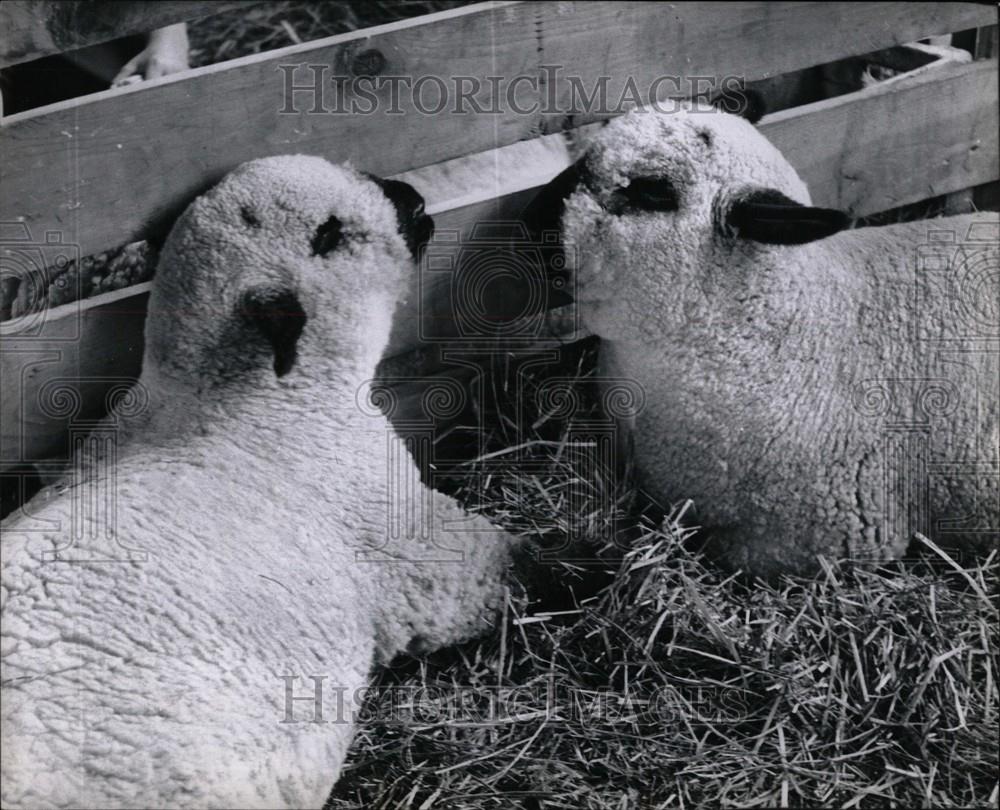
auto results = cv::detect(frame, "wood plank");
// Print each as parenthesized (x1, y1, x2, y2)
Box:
(764, 57, 998, 215)
(0, 1, 254, 68)
(974, 23, 999, 59)
(0, 117, 572, 463)
(2, 1, 995, 259)
(0, 286, 150, 465)
(0, 131, 568, 464)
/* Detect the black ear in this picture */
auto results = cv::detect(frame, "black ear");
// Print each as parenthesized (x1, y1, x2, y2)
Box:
(521, 158, 590, 242)
(519, 158, 589, 309)
(725, 189, 850, 245)
(709, 87, 766, 124)
(239, 288, 307, 377)
(363, 174, 435, 258)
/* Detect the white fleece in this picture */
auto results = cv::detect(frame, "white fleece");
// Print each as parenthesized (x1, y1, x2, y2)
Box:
(1, 157, 519, 808)
(556, 103, 998, 577)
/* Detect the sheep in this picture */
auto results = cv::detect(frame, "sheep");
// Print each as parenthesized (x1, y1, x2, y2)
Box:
(1, 156, 520, 808)
(523, 101, 999, 578)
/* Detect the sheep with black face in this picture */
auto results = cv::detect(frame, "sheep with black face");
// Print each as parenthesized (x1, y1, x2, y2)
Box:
(524, 103, 998, 578)
(1, 156, 519, 808)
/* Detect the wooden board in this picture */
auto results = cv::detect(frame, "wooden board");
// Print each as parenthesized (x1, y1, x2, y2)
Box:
(0, 1, 253, 68)
(0, 285, 150, 465)
(0, 130, 570, 464)
(765, 58, 999, 215)
(2, 1, 995, 260)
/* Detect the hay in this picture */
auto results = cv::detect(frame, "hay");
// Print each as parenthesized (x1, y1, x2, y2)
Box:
(187, 1, 472, 66)
(328, 339, 999, 809)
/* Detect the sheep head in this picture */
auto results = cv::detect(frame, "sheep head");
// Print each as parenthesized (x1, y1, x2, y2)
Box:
(145, 156, 433, 385)
(526, 103, 848, 342)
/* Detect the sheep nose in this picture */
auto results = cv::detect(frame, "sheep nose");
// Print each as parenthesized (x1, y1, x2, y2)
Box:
(366, 174, 435, 257)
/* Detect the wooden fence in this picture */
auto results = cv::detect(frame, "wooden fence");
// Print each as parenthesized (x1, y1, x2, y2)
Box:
(1, 1, 997, 466)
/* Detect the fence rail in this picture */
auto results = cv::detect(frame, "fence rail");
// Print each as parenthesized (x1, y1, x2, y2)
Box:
(1, 1, 995, 260)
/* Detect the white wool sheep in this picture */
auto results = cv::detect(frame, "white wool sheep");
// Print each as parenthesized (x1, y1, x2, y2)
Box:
(1, 156, 519, 808)
(525, 103, 999, 578)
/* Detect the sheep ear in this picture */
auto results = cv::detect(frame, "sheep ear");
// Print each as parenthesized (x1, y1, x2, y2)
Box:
(521, 158, 588, 243)
(519, 159, 587, 308)
(239, 287, 307, 377)
(709, 87, 766, 124)
(725, 189, 850, 245)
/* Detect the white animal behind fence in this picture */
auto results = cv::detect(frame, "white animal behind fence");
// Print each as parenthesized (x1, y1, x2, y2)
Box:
(524, 101, 999, 578)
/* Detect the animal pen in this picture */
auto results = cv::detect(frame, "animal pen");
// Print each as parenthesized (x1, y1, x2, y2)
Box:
(1, 1, 998, 807)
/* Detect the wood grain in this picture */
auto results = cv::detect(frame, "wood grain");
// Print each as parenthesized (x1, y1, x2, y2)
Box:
(2, 2, 994, 260)
(0, 286, 150, 464)
(0, 1, 253, 68)
(764, 57, 998, 215)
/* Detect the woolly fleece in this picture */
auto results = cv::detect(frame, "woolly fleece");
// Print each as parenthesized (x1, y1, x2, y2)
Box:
(1, 157, 519, 808)
(554, 104, 999, 577)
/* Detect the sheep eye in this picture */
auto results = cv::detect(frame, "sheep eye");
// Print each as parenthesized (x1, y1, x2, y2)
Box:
(240, 206, 261, 228)
(620, 176, 678, 212)
(311, 215, 344, 257)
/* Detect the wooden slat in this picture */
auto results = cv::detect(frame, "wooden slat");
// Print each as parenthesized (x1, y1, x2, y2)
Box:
(0, 1, 253, 68)
(974, 23, 999, 59)
(2, 1, 995, 259)
(3, 54, 998, 462)
(0, 286, 150, 465)
(765, 57, 998, 215)
(0, 135, 568, 463)
(3, 11, 999, 467)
